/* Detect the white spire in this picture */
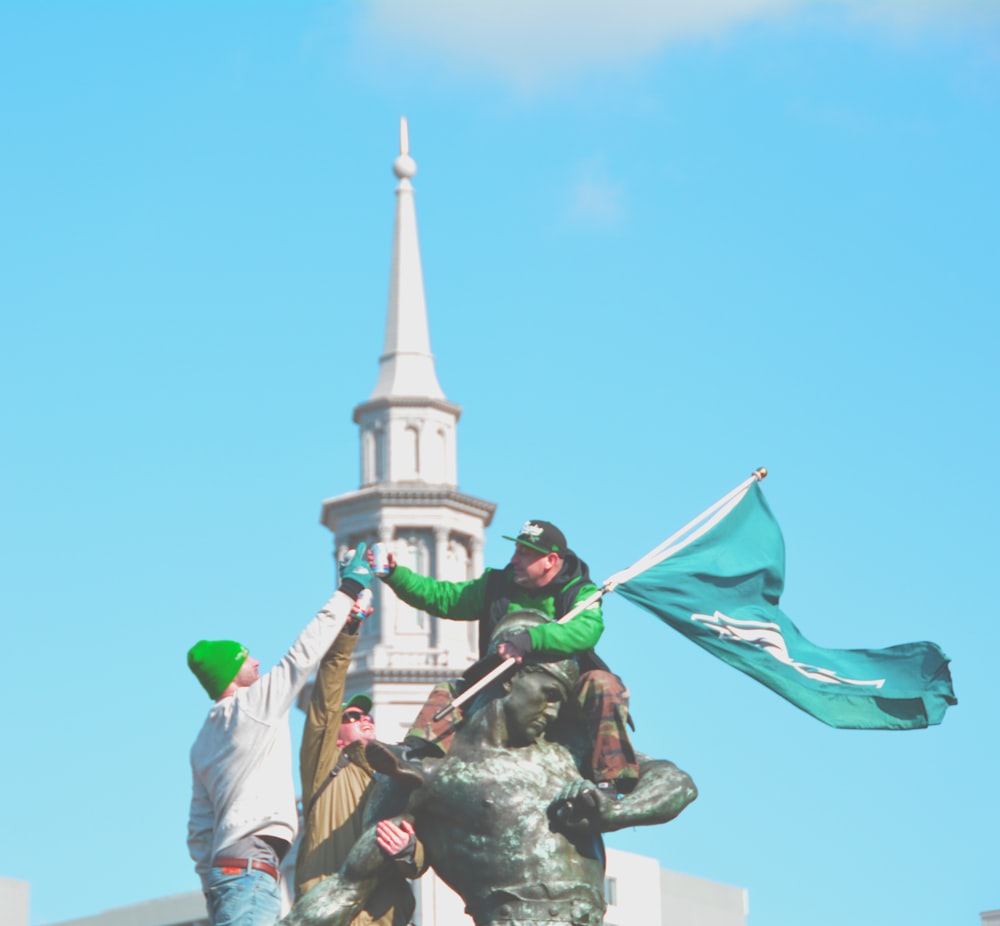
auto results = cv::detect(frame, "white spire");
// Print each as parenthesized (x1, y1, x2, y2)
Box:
(369, 117, 445, 401)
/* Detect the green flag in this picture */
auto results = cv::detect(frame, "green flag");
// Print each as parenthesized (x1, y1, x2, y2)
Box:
(617, 482, 956, 729)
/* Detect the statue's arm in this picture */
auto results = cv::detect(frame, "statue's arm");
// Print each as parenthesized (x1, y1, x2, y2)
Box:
(282, 816, 423, 926)
(281, 824, 382, 926)
(599, 753, 697, 831)
(551, 752, 697, 835)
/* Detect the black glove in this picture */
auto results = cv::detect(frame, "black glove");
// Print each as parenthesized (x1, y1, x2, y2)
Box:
(501, 630, 533, 659)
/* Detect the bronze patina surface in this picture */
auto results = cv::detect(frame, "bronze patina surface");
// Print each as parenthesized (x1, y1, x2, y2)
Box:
(284, 611, 697, 926)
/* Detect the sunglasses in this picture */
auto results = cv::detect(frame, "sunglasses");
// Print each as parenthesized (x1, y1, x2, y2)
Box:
(341, 711, 372, 724)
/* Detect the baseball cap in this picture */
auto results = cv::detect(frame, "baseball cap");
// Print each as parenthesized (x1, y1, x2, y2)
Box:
(502, 520, 567, 555)
(342, 692, 373, 713)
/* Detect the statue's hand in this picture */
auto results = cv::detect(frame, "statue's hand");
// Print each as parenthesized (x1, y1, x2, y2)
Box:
(549, 780, 609, 835)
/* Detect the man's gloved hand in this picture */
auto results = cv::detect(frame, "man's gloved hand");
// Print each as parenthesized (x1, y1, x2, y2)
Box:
(496, 631, 533, 664)
(339, 542, 373, 599)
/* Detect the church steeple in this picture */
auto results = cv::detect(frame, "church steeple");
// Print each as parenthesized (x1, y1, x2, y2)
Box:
(318, 121, 496, 921)
(348, 118, 462, 488)
(320, 121, 496, 747)
(369, 118, 445, 402)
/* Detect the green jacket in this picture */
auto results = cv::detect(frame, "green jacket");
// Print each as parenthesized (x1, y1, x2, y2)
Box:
(295, 632, 420, 923)
(383, 553, 603, 657)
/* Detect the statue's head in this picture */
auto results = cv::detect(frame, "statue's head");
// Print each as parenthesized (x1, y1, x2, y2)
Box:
(486, 611, 581, 746)
(488, 611, 581, 689)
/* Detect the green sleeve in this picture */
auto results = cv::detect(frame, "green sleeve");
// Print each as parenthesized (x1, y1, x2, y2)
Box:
(526, 582, 604, 655)
(383, 565, 490, 622)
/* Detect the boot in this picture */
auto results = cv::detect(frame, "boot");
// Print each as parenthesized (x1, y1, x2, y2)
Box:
(366, 741, 426, 790)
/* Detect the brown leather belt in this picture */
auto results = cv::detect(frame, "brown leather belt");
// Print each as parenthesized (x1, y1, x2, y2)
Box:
(212, 857, 280, 881)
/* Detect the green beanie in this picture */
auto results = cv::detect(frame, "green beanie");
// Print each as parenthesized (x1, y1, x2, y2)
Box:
(188, 639, 249, 699)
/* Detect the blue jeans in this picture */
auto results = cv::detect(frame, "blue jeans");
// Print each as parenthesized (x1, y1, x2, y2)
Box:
(205, 866, 282, 926)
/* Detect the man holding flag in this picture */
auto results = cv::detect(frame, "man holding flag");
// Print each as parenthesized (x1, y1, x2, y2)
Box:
(373, 519, 640, 794)
(445, 470, 955, 734)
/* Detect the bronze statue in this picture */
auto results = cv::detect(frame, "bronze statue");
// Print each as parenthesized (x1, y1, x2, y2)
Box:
(283, 612, 697, 926)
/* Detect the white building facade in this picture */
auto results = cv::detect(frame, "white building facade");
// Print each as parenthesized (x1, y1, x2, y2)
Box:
(0, 878, 30, 926)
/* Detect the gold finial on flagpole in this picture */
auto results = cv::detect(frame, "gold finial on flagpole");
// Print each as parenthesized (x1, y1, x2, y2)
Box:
(753, 466, 768, 481)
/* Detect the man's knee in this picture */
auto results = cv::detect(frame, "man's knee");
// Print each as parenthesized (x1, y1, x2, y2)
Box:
(576, 669, 629, 705)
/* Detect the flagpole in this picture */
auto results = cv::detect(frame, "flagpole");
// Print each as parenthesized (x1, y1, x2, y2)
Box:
(431, 467, 768, 721)
(605, 465, 768, 588)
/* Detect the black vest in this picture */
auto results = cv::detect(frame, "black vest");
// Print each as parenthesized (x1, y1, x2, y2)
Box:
(479, 559, 610, 674)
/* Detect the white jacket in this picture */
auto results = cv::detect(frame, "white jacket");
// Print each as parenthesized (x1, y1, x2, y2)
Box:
(187, 591, 352, 885)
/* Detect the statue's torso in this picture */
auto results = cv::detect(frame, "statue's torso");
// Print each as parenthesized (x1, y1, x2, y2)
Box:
(413, 737, 605, 924)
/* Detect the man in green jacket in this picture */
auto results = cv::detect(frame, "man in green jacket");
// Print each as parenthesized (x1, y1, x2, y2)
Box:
(376, 519, 638, 793)
(295, 608, 421, 924)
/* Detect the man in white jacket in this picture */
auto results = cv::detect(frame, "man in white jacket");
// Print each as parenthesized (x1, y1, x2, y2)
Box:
(187, 544, 373, 926)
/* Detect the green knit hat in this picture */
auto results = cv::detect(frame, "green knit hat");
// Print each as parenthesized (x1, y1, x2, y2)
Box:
(188, 639, 249, 699)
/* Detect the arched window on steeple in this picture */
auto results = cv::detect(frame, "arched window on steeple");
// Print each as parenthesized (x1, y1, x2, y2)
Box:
(361, 429, 376, 486)
(374, 423, 387, 484)
(404, 424, 420, 480)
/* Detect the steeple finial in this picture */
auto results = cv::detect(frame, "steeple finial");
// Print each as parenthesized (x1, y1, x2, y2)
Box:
(370, 118, 444, 400)
(392, 116, 417, 184)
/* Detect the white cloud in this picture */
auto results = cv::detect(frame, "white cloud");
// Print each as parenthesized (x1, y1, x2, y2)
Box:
(362, 0, 797, 91)
(566, 160, 626, 227)
(361, 0, 1000, 91)
(840, 0, 1000, 32)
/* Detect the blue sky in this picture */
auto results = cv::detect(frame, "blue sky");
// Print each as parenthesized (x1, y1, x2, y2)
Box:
(2, 3, 998, 924)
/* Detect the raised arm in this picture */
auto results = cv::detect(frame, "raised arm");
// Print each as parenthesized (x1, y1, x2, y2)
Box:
(382, 564, 490, 621)
(299, 631, 359, 807)
(244, 545, 373, 721)
(241, 590, 354, 721)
